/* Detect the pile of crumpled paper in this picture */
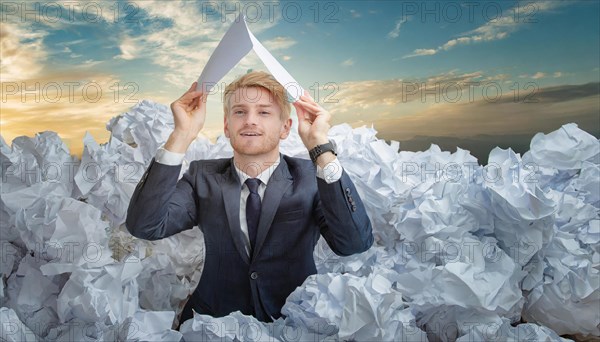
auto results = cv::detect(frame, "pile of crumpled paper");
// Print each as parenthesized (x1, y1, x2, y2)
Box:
(1, 99, 598, 341)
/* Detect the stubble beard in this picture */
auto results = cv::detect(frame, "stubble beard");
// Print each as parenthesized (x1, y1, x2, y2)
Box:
(230, 133, 280, 158)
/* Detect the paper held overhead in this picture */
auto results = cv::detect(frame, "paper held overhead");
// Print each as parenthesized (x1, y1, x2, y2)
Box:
(195, 14, 304, 102)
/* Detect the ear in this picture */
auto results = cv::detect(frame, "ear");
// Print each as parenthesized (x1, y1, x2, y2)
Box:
(279, 117, 292, 139)
(224, 115, 230, 138)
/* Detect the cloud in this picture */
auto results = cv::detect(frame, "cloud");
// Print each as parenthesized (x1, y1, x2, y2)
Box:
(0, 22, 48, 81)
(2, 0, 292, 158)
(404, 1, 570, 58)
(119, 1, 282, 88)
(554, 71, 563, 78)
(532, 72, 546, 79)
(1, 1, 118, 30)
(341, 58, 355, 67)
(135, 1, 211, 32)
(328, 70, 484, 115)
(62, 39, 87, 46)
(441, 37, 474, 51)
(493, 82, 600, 104)
(403, 49, 438, 58)
(387, 18, 407, 39)
(333, 71, 599, 111)
(349, 10, 361, 18)
(116, 36, 139, 60)
(0, 72, 136, 156)
(263, 37, 297, 51)
(327, 71, 600, 138)
(374, 87, 599, 143)
(329, 79, 599, 145)
(1, 1, 286, 90)
(483, 74, 510, 82)
(518, 72, 547, 79)
(55, 0, 116, 24)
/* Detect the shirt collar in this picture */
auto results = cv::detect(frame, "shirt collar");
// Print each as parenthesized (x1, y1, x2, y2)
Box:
(234, 155, 281, 187)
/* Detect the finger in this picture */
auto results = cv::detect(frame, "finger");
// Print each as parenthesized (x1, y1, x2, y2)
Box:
(181, 82, 195, 96)
(297, 95, 319, 106)
(294, 98, 314, 108)
(295, 99, 322, 114)
(180, 91, 205, 103)
(294, 105, 310, 125)
(292, 101, 304, 116)
(292, 100, 302, 110)
(303, 90, 314, 101)
(300, 94, 317, 104)
(200, 93, 208, 106)
(188, 93, 202, 107)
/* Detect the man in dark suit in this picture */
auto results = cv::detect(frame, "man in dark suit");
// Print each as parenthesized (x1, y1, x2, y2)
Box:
(126, 71, 373, 324)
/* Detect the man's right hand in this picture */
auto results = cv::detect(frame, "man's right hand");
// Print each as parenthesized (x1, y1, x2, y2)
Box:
(165, 82, 207, 153)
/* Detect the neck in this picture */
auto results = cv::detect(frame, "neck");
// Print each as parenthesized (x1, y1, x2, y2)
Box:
(233, 149, 280, 178)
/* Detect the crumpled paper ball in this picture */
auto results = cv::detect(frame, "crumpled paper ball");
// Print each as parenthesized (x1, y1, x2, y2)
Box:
(1, 99, 598, 341)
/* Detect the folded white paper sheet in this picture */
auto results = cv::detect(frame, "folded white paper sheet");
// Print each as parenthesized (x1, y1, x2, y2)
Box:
(196, 14, 304, 101)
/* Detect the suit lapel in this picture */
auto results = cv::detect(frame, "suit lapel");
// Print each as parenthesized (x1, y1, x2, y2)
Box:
(252, 156, 293, 261)
(220, 159, 250, 265)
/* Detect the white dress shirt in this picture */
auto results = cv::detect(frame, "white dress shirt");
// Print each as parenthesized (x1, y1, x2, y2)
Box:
(155, 146, 343, 256)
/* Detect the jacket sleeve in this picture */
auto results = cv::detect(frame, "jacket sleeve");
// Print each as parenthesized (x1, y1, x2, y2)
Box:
(125, 158, 199, 241)
(314, 169, 374, 256)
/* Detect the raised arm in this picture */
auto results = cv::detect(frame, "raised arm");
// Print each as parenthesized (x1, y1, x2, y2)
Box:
(293, 92, 374, 255)
(165, 81, 208, 153)
(125, 82, 207, 240)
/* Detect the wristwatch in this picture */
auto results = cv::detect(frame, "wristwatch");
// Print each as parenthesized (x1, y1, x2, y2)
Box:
(309, 140, 337, 164)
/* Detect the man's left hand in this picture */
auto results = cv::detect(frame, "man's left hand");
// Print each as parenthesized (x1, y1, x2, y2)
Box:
(294, 91, 331, 150)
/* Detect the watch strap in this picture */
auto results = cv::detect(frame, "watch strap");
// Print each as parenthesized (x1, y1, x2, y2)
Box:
(309, 141, 337, 164)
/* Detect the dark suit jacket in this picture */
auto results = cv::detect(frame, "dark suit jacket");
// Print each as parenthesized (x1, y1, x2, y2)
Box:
(126, 154, 373, 322)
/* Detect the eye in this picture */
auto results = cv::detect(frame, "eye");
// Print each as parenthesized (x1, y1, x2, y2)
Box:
(234, 110, 245, 115)
(260, 111, 270, 115)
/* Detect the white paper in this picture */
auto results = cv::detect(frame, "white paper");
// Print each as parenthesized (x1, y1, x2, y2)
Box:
(1, 98, 598, 340)
(0, 307, 38, 342)
(196, 14, 304, 101)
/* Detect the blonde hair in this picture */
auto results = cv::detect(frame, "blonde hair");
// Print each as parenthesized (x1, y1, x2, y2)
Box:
(223, 71, 291, 120)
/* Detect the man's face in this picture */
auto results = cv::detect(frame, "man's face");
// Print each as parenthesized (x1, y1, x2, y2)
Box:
(224, 86, 291, 158)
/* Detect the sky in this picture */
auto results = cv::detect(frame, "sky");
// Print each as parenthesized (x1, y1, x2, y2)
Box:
(1, 0, 599, 161)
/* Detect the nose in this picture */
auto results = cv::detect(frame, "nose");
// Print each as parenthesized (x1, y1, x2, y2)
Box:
(243, 110, 260, 126)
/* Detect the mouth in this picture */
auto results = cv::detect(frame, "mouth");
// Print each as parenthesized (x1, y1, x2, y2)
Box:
(240, 132, 262, 137)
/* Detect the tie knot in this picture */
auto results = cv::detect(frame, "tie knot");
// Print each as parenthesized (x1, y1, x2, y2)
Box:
(245, 178, 261, 194)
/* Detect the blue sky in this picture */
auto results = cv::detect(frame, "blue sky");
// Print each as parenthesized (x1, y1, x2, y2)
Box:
(1, 0, 599, 158)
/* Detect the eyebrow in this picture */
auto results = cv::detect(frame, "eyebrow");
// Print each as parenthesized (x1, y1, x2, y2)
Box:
(231, 104, 274, 109)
